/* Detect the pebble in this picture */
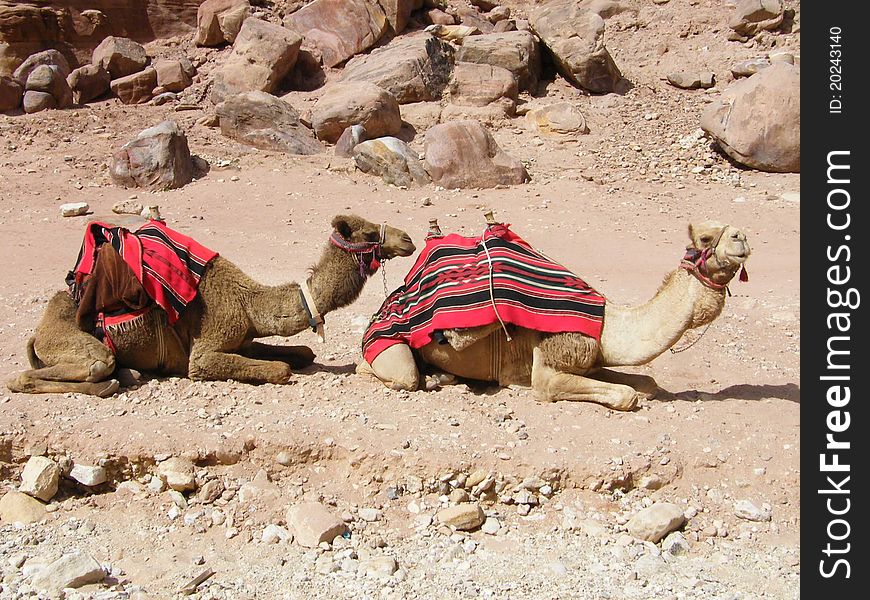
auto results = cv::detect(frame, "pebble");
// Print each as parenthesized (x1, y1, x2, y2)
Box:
(60, 202, 89, 217)
(69, 464, 108, 487)
(359, 508, 383, 522)
(30, 552, 105, 595)
(359, 556, 398, 579)
(733, 499, 772, 522)
(112, 200, 144, 215)
(262, 524, 292, 544)
(286, 502, 347, 548)
(437, 503, 485, 531)
(662, 531, 690, 556)
(156, 457, 197, 492)
(626, 502, 686, 543)
(481, 517, 501, 535)
(19, 456, 60, 502)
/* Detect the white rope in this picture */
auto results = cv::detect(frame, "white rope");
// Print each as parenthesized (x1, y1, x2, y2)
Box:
(481, 227, 512, 342)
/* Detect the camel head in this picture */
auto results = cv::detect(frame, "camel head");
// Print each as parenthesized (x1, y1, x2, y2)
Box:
(684, 222, 751, 289)
(331, 215, 416, 260)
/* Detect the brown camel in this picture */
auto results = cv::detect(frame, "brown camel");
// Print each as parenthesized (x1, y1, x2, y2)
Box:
(358, 220, 750, 411)
(7, 215, 415, 397)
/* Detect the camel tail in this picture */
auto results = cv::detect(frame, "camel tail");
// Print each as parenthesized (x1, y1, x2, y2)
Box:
(25, 337, 44, 369)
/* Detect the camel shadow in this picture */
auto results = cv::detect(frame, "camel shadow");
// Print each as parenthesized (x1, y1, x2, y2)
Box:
(657, 382, 801, 404)
(302, 362, 358, 377)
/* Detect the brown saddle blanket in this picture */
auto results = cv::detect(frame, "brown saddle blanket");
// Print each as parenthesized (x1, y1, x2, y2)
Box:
(75, 243, 150, 333)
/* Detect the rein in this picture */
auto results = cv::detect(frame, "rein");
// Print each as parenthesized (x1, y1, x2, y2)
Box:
(679, 226, 748, 294)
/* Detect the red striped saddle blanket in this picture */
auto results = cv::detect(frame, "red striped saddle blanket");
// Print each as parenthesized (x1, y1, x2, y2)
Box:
(362, 224, 606, 363)
(67, 220, 219, 326)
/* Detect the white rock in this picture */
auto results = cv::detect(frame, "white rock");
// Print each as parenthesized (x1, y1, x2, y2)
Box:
(359, 556, 398, 578)
(734, 499, 772, 522)
(286, 502, 347, 548)
(481, 517, 501, 535)
(626, 502, 686, 543)
(662, 531, 690, 556)
(358, 508, 382, 522)
(30, 552, 105, 595)
(156, 457, 197, 492)
(262, 524, 292, 544)
(19, 456, 60, 502)
(69, 464, 108, 487)
(60, 202, 89, 217)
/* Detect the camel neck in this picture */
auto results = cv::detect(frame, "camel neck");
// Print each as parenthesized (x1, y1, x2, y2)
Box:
(598, 269, 727, 366)
(306, 245, 369, 315)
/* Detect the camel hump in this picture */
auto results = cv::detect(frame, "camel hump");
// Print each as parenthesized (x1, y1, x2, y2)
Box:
(25, 336, 43, 369)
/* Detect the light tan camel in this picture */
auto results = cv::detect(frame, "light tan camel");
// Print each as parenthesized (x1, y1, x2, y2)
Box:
(358, 220, 750, 411)
(7, 215, 415, 397)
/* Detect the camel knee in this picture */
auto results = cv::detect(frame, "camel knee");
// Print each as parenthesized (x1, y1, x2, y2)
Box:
(87, 356, 116, 382)
(369, 345, 420, 391)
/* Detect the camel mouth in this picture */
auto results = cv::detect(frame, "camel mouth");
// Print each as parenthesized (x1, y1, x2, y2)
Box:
(385, 235, 416, 258)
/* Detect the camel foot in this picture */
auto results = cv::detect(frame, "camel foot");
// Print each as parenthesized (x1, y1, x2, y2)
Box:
(116, 368, 141, 388)
(96, 379, 120, 398)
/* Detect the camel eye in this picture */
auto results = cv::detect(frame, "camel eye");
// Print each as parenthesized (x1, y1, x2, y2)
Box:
(700, 235, 712, 244)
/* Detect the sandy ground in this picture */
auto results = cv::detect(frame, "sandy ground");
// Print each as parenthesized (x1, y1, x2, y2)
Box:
(0, 1, 800, 598)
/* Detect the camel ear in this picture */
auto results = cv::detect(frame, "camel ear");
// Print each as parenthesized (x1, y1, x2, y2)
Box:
(332, 215, 353, 238)
(687, 223, 695, 243)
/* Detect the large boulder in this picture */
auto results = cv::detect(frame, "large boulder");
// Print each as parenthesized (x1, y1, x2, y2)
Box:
(311, 82, 402, 144)
(0, 5, 68, 76)
(109, 120, 196, 191)
(353, 137, 430, 187)
(284, 0, 390, 68)
(700, 63, 799, 173)
(195, 0, 251, 46)
(424, 120, 528, 189)
(456, 30, 541, 92)
(92, 36, 149, 79)
(12, 49, 70, 84)
(448, 62, 517, 114)
(729, 0, 784, 37)
(0, 74, 22, 110)
(341, 34, 455, 104)
(530, 0, 621, 93)
(25, 64, 72, 108)
(109, 67, 157, 104)
(216, 91, 324, 155)
(210, 18, 302, 103)
(67, 63, 111, 104)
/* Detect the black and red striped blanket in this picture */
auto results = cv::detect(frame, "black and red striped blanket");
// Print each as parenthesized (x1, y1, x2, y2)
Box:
(362, 224, 606, 363)
(67, 220, 218, 325)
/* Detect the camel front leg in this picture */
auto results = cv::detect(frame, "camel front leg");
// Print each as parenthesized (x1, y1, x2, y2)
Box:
(189, 346, 293, 384)
(356, 343, 419, 391)
(7, 371, 119, 397)
(531, 348, 640, 411)
(242, 342, 316, 369)
(588, 368, 661, 398)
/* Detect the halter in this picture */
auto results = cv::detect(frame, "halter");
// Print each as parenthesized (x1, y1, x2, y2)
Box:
(679, 226, 748, 293)
(301, 224, 389, 341)
(328, 222, 386, 278)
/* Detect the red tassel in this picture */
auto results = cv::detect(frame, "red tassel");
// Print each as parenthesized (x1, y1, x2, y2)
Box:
(739, 266, 748, 282)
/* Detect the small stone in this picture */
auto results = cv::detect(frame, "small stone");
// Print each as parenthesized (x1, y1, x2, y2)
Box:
(315, 553, 338, 574)
(262, 524, 292, 544)
(634, 553, 669, 578)
(168, 489, 187, 509)
(198, 479, 224, 504)
(30, 552, 105, 595)
(19, 456, 60, 501)
(662, 531, 690, 556)
(60, 202, 89, 217)
(626, 502, 686, 543)
(359, 507, 383, 522)
(156, 457, 197, 492)
(69, 464, 108, 487)
(276, 451, 293, 466)
(517, 504, 531, 516)
(147, 476, 166, 493)
(465, 469, 488, 489)
(0, 491, 46, 524)
(734, 499, 772, 522)
(449, 489, 469, 504)
(359, 556, 398, 578)
(481, 517, 501, 535)
(286, 502, 347, 548)
(437, 503, 485, 531)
